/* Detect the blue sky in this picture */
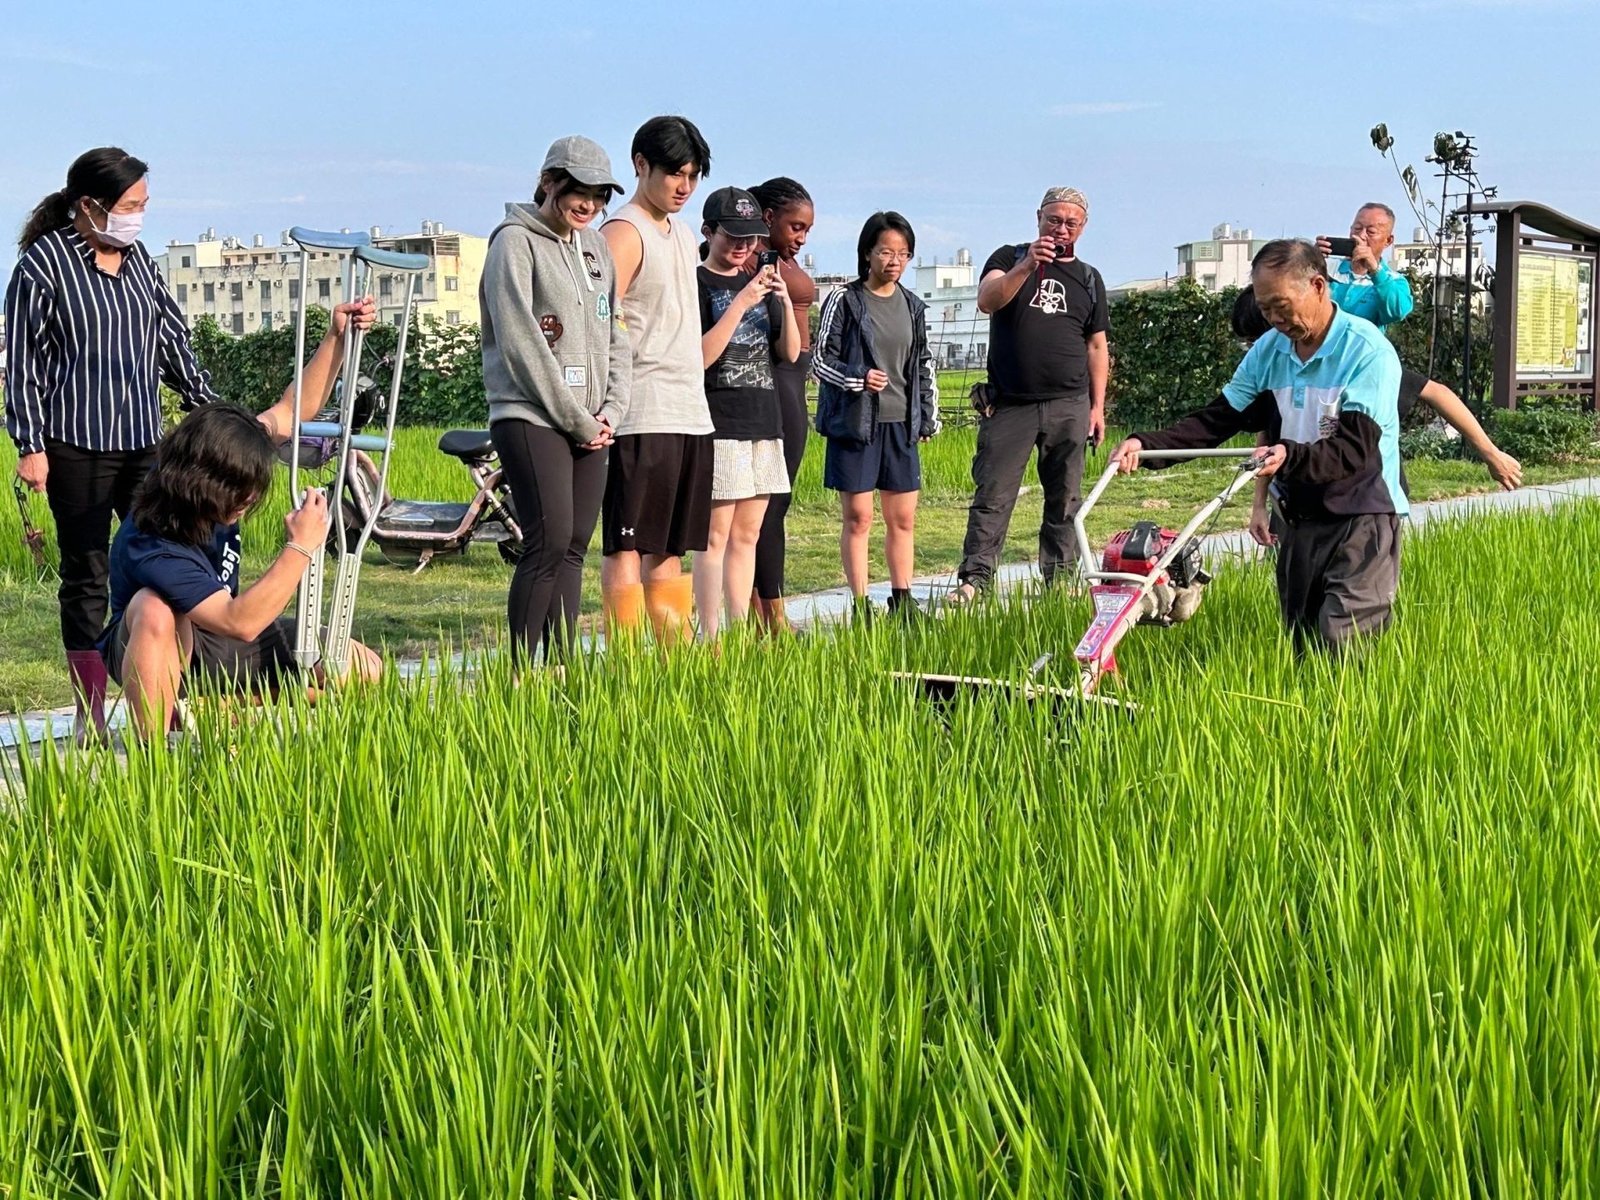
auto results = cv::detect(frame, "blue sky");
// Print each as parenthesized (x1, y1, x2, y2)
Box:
(3, 0, 1596, 289)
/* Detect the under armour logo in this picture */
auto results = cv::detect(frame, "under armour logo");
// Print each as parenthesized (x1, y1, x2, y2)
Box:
(621, 527, 635, 536)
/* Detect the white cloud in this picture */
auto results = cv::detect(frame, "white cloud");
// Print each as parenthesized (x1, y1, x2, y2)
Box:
(0, 42, 159, 74)
(1048, 101, 1163, 117)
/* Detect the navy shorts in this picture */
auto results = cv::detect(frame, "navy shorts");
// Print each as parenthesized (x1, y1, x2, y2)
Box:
(823, 422, 922, 494)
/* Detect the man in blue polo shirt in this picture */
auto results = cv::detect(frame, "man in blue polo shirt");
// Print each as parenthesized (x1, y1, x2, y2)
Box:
(1318, 202, 1414, 329)
(1110, 239, 1404, 654)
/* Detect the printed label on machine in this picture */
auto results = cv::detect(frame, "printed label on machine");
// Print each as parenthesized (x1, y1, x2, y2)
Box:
(1074, 584, 1142, 662)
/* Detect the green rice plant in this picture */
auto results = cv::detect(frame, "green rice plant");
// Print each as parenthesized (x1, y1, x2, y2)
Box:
(3, 501, 1599, 1196)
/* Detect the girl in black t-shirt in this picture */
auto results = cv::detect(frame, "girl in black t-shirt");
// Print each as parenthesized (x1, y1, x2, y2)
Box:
(692, 187, 801, 640)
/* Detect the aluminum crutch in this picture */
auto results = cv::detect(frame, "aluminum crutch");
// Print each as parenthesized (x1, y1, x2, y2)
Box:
(320, 244, 430, 678)
(287, 226, 370, 669)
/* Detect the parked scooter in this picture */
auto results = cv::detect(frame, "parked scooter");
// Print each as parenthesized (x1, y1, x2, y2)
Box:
(284, 362, 524, 572)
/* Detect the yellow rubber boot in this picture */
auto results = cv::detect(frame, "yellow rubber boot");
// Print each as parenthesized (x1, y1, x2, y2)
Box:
(643, 574, 695, 650)
(602, 582, 646, 646)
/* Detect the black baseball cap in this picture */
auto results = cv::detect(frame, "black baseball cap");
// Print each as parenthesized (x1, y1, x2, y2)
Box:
(702, 187, 768, 237)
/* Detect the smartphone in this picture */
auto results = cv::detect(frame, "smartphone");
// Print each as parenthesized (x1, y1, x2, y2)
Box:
(1322, 236, 1358, 258)
(757, 249, 780, 270)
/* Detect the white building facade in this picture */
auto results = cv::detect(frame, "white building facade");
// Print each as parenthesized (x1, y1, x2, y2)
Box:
(1174, 223, 1270, 292)
(914, 250, 985, 368)
(156, 221, 487, 336)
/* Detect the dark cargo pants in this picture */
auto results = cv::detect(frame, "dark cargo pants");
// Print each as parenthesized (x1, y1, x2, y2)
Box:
(1271, 511, 1402, 654)
(958, 394, 1090, 588)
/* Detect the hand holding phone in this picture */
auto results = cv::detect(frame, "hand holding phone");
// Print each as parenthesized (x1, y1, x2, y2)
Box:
(1320, 236, 1358, 259)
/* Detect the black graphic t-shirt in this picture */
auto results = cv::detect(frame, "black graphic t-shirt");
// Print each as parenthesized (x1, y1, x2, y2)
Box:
(697, 266, 785, 440)
(982, 244, 1109, 402)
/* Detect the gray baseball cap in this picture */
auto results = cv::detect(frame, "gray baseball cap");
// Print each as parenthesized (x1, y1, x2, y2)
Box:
(541, 135, 622, 193)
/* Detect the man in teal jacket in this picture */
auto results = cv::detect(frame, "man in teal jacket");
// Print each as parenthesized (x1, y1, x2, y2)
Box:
(1317, 202, 1414, 329)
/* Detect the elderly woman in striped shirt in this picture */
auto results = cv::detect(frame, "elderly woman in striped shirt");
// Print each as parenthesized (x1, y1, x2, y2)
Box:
(4, 146, 368, 738)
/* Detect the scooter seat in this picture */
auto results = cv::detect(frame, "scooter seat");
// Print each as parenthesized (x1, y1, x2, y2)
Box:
(437, 430, 496, 462)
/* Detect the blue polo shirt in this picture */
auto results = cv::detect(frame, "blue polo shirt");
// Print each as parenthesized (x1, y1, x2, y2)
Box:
(1223, 306, 1407, 517)
(1329, 259, 1414, 329)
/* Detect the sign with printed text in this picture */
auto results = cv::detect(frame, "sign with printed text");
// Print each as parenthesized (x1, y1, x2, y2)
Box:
(1516, 251, 1594, 377)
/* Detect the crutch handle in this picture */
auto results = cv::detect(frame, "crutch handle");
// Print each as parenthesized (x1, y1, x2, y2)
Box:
(355, 246, 429, 272)
(289, 226, 372, 251)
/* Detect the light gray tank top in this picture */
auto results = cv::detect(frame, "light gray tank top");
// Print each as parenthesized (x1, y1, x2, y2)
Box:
(607, 204, 713, 436)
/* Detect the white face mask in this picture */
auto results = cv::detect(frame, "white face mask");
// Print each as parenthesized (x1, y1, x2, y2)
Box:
(84, 200, 143, 248)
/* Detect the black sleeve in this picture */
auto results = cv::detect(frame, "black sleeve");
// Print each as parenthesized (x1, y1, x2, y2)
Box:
(981, 244, 1016, 277)
(1133, 393, 1273, 468)
(1279, 411, 1381, 485)
(697, 273, 715, 334)
(1086, 267, 1109, 336)
(1397, 368, 1427, 422)
(766, 292, 786, 347)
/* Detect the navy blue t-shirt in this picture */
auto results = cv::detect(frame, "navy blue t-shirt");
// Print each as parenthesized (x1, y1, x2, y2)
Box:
(98, 519, 243, 649)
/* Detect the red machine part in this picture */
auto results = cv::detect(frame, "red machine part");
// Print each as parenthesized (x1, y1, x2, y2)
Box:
(1100, 523, 1180, 582)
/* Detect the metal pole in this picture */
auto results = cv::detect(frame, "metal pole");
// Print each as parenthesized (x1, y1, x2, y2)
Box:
(1427, 169, 1450, 381)
(1463, 183, 1474, 405)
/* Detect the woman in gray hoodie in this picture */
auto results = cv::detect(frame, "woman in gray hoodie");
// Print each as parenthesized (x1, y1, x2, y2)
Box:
(481, 136, 631, 664)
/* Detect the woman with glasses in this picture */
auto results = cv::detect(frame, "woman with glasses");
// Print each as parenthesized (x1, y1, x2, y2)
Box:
(812, 211, 939, 622)
(5, 147, 222, 738)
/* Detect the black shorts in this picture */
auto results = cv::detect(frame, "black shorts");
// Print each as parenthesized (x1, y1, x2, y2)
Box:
(602, 433, 714, 556)
(102, 614, 301, 695)
(823, 421, 922, 494)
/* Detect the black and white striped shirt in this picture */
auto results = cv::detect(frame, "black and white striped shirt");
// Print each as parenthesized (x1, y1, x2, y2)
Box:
(4, 227, 216, 455)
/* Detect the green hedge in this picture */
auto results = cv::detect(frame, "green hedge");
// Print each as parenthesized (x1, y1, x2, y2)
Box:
(184, 280, 1595, 457)
(1104, 280, 1246, 430)
(191, 310, 483, 428)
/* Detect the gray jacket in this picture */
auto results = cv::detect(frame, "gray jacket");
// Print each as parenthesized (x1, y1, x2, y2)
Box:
(481, 204, 630, 442)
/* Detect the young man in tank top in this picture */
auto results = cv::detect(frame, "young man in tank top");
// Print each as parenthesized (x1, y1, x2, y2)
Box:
(599, 115, 716, 647)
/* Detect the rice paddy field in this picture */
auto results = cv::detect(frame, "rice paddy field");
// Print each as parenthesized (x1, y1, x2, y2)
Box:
(4, 497, 1599, 1196)
(5, 425, 1587, 712)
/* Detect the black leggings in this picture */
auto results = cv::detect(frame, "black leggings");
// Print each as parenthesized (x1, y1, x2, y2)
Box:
(44, 439, 158, 651)
(490, 420, 607, 662)
(754, 351, 811, 600)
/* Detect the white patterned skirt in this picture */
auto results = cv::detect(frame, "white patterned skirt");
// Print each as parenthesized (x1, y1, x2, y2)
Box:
(711, 437, 791, 502)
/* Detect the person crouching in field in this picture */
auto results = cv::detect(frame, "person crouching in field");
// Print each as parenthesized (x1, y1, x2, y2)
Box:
(99, 301, 382, 739)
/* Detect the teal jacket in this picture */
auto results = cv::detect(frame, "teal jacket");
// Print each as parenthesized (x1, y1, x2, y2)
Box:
(1329, 259, 1414, 329)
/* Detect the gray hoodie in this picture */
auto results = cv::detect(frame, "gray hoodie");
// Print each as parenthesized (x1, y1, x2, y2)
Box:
(480, 205, 630, 442)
